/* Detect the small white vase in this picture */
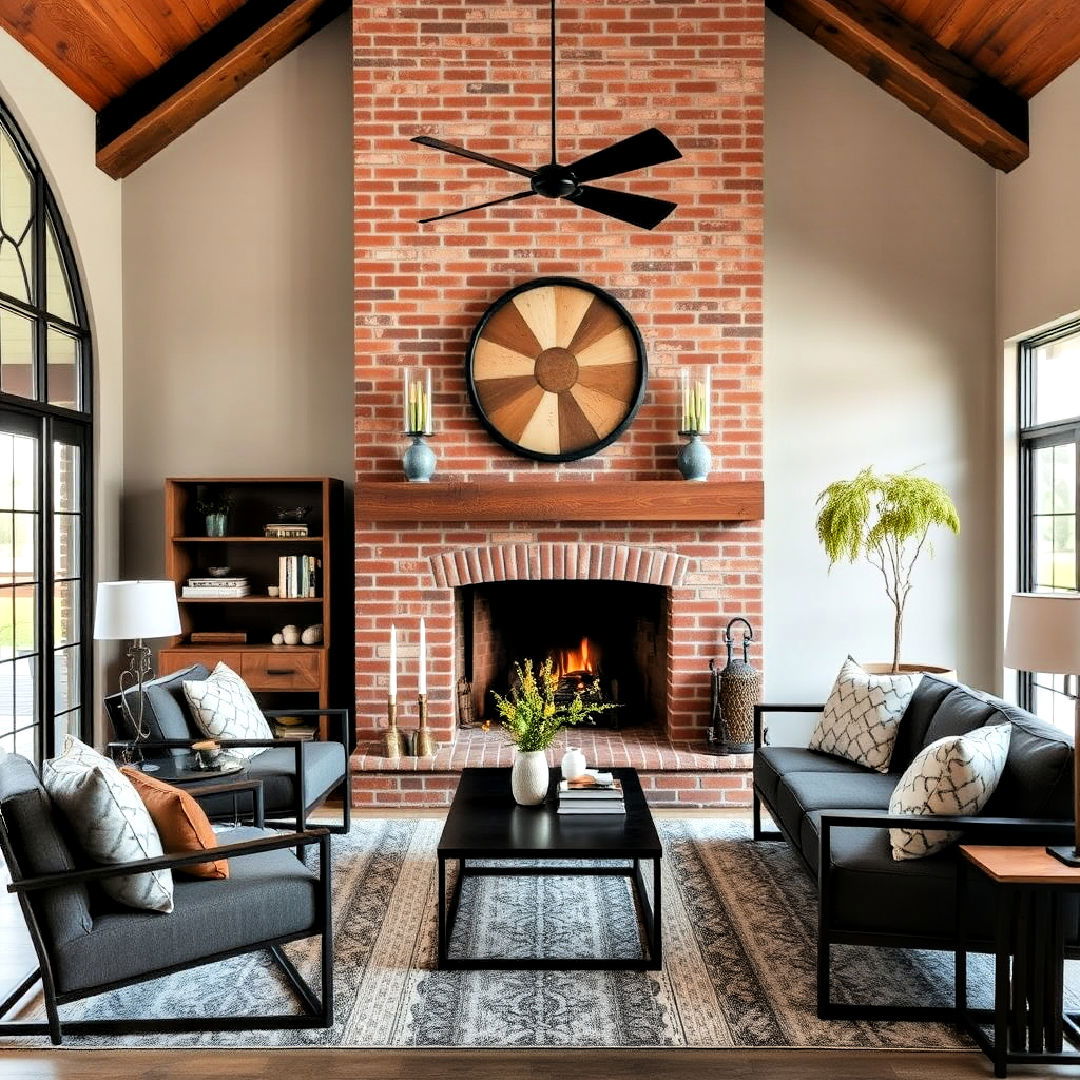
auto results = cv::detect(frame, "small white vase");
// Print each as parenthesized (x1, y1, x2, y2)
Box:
(511, 750, 549, 806)
(560, 745, 587, 780)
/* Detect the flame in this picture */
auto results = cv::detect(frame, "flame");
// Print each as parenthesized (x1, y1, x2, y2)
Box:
(555, 637, 599, 677)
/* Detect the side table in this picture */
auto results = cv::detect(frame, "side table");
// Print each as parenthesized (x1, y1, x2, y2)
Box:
(957, 845, 1080, 1077)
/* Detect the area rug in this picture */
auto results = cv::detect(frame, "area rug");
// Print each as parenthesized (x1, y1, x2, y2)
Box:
(5, 818, 1014, 1049)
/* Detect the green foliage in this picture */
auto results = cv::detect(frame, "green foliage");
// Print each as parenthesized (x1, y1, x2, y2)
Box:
(490, 656, 618, 753)
(195, 488, 233, 516)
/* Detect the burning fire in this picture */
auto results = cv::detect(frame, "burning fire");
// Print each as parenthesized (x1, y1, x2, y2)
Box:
(554, 637, 599, 677)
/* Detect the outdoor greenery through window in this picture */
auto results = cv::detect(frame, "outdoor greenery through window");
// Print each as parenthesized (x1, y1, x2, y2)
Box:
(0, 98, 91, 761)
(1019, 322, 1080, 728)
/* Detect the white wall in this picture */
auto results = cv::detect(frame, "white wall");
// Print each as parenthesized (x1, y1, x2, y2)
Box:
(120, 15, 354, 578)
(764, 15, 998, 728)
(0, 29, 124, 734)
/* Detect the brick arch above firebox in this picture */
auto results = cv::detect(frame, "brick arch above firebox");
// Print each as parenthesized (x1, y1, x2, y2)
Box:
(428, 543, 692, 590)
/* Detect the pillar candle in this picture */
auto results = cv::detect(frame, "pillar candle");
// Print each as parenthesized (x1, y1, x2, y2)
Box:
(389, 623, 397, 702)
(419, 617, 427, 696)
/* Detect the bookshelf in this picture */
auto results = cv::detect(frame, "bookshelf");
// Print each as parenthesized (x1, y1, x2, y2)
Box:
(158, 476, 350, 744)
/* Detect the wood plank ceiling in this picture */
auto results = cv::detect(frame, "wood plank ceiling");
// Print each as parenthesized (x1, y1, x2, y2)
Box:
(0, 0, 346, 178)
(1, 0, 1079, 176)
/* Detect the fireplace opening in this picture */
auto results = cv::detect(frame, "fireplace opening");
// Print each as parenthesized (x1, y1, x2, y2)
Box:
(457, 581, 669, 730)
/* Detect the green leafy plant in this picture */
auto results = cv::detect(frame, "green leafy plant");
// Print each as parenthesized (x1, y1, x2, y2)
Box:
(195, 489, 233, 516)
(489, 656, 617, 752)
(815, 467, 959, 673)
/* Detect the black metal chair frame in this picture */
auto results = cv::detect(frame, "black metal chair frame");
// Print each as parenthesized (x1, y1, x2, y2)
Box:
(0, 778, 334, 1045)
(109, 706, 352, 836)
(751, 702, 1079, 1022)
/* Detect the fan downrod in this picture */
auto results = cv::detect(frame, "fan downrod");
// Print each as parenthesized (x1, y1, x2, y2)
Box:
(531, 164, 578, 199)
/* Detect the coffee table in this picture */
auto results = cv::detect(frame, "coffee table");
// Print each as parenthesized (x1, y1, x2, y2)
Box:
(436, 766, 662, 970)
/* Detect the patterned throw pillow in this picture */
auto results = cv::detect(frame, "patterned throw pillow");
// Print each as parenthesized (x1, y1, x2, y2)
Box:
(183, 661, 273, 759)
(809, 656, 922, 772)
(42, 736, 174, 913)
(889, 724, 1012, 861)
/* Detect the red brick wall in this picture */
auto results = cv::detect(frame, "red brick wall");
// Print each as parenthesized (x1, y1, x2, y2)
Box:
(353, 1, 764, 742)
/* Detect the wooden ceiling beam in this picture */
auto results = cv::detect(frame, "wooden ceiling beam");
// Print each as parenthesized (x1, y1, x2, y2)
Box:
(95, 0, 348, 179)
(767, 0, 1029, 171)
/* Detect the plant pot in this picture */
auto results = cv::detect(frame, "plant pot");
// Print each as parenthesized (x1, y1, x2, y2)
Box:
(204, 513, 227, 537)
(511, 749, 550, 806)
(861, 662, 958, 681)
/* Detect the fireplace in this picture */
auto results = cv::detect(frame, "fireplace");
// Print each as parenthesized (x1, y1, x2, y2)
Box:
(457, 580, 669, 730)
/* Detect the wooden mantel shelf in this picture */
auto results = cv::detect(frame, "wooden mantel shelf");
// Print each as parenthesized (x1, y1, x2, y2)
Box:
(356, 480, 763, 523)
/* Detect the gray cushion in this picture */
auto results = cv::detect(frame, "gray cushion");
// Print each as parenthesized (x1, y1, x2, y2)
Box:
(196, 741, 347, 820)
(51, 827, 319, 994)
(921, 685, 1003, 746)
(105, 664, 208, 758)
(0, 753, 92, 948)
(754, 747, 874, 810)
(983, 706, 1074, 819)
(889, 674, 958, 774)
(773, 770, 896, 857)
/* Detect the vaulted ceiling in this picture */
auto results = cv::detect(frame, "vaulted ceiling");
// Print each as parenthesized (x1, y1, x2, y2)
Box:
(1, 0, 1079, 178)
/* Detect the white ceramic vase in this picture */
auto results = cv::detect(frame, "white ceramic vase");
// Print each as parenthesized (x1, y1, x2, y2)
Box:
(511, 749, 549, 806)
(560, 745, 587, 780)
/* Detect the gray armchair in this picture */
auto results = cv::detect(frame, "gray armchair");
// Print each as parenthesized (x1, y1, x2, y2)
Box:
(104, 663, 351, 834)
(0, 750, 332, 1044)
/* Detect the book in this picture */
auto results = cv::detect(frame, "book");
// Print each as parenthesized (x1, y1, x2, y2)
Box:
(181, 585, 250, 597)
(187, 576, 247, 588)
(559, 778, 624, 800)
(264, 523, 309, 538)
(557, 803, 626, 815)
(272, 724, 316, 741)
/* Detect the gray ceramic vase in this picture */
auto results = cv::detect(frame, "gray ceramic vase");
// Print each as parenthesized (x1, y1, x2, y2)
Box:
(677, 434, 712, 482)
(403, 435, 437, 482)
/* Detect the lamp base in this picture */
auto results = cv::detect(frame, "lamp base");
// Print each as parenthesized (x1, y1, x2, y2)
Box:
(1046, 844, 1080, 867)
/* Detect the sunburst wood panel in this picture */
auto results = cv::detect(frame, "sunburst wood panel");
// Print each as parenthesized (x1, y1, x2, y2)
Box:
(468, 281, 645, 462)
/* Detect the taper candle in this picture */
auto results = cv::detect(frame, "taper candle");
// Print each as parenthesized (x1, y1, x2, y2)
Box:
(419, 617, 427, 696)
(389, 623, 398, 702)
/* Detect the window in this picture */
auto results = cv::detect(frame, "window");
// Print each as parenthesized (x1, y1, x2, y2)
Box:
(0, 98, 91, 761)
(1018, 321, 1080, 726)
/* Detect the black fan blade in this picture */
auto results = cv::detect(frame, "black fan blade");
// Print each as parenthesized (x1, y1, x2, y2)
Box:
(411, 137, 535, 179)
(418, 190, 537, 224)
(568, 128, 681, 182)
(566, 185, 676, 230)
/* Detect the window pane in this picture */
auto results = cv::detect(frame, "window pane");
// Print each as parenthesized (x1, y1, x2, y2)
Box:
(0, 306, 34, 400)
(1055, 442, 1076, 512)
(1036, 445, 1055, 514)
(53, 645, 79, 712)
(0, 127, 32, 304)
(13, 723, 36, 760)
(53, 441, 79, 512)
(54, 708, 79, 748)
(44, 216, 74, 323)
(54, 512, 78, 578)
(2, 654, 36, 733)
(13, 429, 35, 511)
(1034, 334, 1080, 425)
(53, 579, 78, 646)
(46, 326, 79, 410)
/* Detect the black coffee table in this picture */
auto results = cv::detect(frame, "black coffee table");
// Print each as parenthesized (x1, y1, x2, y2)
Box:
(436, 766, 662, 971)
(131, 752, 246, 784)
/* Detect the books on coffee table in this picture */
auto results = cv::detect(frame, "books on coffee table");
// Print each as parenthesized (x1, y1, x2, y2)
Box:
(558, 770, 626, 815)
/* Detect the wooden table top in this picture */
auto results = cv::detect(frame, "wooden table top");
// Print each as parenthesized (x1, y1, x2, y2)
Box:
(960, 845, 1080, 884)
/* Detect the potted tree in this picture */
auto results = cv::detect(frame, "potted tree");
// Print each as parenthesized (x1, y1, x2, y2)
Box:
(815, 467, 960, 675)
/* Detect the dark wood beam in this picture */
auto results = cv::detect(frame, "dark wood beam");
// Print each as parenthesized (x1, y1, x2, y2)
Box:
(767, 0, 1029, 171)
(95, 0, 348, 179)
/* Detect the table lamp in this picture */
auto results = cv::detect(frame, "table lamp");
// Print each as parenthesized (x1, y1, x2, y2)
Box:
(1004, 592, 1080, 865)
(93, 580, 181, 771)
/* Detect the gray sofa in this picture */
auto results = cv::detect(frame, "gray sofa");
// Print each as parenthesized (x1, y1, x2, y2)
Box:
(753, 674, 1078, 1018)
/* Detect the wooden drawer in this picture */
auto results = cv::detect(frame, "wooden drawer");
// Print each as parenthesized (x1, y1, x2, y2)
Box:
(159, 649, 245, 675)
(242, 650, 322, 691)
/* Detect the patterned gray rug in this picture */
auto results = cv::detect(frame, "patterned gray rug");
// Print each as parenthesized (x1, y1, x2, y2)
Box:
(6, 818, 1007, 1049)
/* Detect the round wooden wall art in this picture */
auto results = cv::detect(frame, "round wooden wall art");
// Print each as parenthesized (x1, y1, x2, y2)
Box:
(465, 277, 647, 462)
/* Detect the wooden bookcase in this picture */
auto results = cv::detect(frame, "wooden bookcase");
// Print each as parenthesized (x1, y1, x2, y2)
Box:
(158, 476, 350, 744)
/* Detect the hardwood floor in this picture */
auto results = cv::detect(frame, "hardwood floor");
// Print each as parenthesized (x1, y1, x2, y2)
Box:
(0, 810, 1071, 1077)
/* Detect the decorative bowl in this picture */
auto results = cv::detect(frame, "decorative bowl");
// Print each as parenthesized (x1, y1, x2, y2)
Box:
(275, 506, 310, 523)
(206, 565, 232, 577)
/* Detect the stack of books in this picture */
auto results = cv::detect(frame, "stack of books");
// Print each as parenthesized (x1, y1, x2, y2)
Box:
(557, 771, 625, 815)
(264, 522, 309, 538)
(277, 555, 320, 598)
(270, 719, 317, 741)
(181, 575, 250, 598)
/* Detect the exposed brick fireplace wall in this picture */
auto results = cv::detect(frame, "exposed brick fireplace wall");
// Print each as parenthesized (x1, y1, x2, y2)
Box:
(353, 2, 765, 749)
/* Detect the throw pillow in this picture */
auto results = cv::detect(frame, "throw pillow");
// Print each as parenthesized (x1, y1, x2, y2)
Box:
(889, 723, 1012, 861)
(182, 661, 273, 759)
(121, 767, 228, 880)
(42, 736, 174, 913)
(808, 656, 922, 773)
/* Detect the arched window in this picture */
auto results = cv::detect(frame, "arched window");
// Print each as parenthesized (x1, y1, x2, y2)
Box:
(0, 98, 92, 761)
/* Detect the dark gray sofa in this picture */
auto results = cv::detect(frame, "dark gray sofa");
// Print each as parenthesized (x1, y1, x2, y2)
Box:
(753, 675, 1078, 1018)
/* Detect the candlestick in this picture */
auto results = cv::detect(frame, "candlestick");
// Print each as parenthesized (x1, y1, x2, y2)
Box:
(416, 692, 435, 756)
(419, 617, 427, 696)
(384, 695, 402, 759)
(389, 623, 397, 702)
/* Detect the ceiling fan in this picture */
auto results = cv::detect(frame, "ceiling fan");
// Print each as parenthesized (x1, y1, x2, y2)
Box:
(411, 0, 682, 230)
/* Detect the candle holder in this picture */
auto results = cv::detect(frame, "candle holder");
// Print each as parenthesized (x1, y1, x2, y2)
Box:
(416, 693, 436, 756)
(677, 365, 712, 482)
(384, 696, 403, 759)
(402, 367, 437, 483)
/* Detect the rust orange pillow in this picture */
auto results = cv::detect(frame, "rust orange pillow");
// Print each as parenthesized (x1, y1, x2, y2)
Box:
(121, 767, 228, 880)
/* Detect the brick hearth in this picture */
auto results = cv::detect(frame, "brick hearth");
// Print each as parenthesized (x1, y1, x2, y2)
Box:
(351, 727, 752, 809)
(352, 1, 765, 804)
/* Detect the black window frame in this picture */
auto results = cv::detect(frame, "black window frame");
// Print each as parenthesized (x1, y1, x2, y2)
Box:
(1017, 317, 1080, 715)
(0, 96, 93, 760)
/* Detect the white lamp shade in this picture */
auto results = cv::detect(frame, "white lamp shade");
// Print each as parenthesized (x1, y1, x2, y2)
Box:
(1004, 592, 1080, 675)
(93, 580, 180, 641)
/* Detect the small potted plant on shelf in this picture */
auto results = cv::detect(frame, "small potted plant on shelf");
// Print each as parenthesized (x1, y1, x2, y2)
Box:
(489, 657, 616, 806)
(195, 490, 233, 537)
(815, 466, 960, 675)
